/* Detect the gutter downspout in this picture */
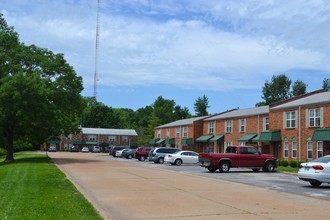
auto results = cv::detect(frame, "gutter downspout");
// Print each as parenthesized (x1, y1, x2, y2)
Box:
(299, 106, 301, 162)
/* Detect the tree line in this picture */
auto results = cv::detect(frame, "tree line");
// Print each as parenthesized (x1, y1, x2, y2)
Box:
(1, 13, 329, 161)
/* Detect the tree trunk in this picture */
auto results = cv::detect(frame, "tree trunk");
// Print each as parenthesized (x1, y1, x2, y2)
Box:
(5, 128, 15, 162)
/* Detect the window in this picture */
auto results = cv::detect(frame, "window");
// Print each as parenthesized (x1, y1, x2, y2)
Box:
(208, 122, 214, 134)
(239, 119, 246, 132)
(309, 108, 321, 127)
(225, 120, 232, 133)
(183, 127, 188, 137)
(292, 137, 297, 158)
(239, 142, 246, 146)
(175, 128, 180, 138)
(307, 140, 313, 159)
(284, 138, 288, 158)
(108, 135, 116, 142)
(121, 136, 128, 142)
(157, 129, 161, 138)
(317, 141, 323, 158)
(88, 135, 96, 141)
(285, 111, 296, 128)
(264, 117, 269, 131)
(166, 129, 170, 138)
(225, 142, 232, 148)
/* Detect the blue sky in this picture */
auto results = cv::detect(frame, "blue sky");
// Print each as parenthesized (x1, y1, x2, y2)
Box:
(2, 0, 330, 114)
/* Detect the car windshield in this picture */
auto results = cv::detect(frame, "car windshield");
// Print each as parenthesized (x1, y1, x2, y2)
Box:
(311, 156, 330, 163)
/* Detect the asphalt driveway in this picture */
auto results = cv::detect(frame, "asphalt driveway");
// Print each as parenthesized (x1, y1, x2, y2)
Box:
(49, 152, 330, 220)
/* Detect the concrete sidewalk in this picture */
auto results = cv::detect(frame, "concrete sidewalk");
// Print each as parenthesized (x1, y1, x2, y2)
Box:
(49, 152, 330, 220)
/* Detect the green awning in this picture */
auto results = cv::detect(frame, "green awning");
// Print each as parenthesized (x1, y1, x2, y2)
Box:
(209, 134, 224, 142)
(149, 138, 159, 145)
(258, 130, 282, 142)
(251, 135, 260, 142)
(238, 133, 257, 142)
(85, 141, 97, 145)
(73, 141, 84, 145)
(130, 142, 138, 147)
(156, 139, 165, 144)
(165, 138, 175, 145)
(196, 135, 214, 142)
(312, 128, 330, 141)
(181, 138, 193, 145)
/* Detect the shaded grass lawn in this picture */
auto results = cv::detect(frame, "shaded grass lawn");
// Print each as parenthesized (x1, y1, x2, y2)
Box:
(0, 152, 102, 220)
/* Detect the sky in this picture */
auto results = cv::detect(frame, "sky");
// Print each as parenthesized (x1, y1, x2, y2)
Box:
(2, 0, 330, 114)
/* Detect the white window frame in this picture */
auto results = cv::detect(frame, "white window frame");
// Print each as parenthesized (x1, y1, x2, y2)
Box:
(317, 141, 323, 158)
(183, 127, 188, 138)
(308, 108, 321, 127)
(121, 136, 128, 142)
(307, 140, 313, 159)
(239, 119, 246, 133)
(284, 111, 296, 128)
(108, 135, 116, 142)
(157, 129, 161, 138)
(239, 141, 246, 146)
(225, 120, 232, 133)
(208, 122, 214, 134)
(284, 138, 289, 158)
(88, 135, 97, 141)
(263, 117, 269, 131)
(225, 142, 232, 149)
(292, 137, 297, 158)
(166, 128, 170, 138)
(175, 128, 180, 138)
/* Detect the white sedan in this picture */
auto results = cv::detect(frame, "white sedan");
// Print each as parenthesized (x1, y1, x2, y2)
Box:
(115, 148, 129, 157)
(298, 155, 330, 187)
(164, 151, 199, 166)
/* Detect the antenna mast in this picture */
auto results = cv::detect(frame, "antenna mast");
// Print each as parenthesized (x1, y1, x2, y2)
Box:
(93, 0, 100, 98)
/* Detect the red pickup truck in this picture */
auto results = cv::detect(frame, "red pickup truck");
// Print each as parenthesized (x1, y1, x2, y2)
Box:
(199, 146, 277, 173)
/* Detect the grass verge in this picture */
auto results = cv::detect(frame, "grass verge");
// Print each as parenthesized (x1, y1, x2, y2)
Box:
(0, 152, 103, 220)
(276, 166, 299, 173)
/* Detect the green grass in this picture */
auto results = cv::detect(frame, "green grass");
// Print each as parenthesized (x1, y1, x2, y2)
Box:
(0, 152, 103, 220)
(276, 166, 299, 173)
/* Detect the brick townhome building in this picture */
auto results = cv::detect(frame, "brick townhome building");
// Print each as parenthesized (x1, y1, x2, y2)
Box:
(57, 127, 138, 152)
(153, 90, 330, 161)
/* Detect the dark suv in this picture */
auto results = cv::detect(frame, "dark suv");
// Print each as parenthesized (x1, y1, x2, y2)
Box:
(148, 147, 180, 164)
(135, 147, 152, 161)
(110, 146, 128, 157)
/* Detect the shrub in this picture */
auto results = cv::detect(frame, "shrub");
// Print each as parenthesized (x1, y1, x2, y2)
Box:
(289, 160, 298, 168)
(0, 148, 7, 156)
(280, 160, 289, 167)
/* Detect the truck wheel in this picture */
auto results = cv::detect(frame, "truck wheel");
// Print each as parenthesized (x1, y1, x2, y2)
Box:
(208, 167, 216, 173)
(219, 161, 230, 173)
(264, 161, 275, 172)
(158, 157, 164, 164)
(140, 155, 145, 161)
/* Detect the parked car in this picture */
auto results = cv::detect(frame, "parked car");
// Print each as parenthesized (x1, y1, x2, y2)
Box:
(115, 148, 129, 157)
(92, 146, 100, 153)
(148, 147, 181, 164)
(48, 146, 56, 152)
(103, 146, 110, 153)
(135, 147, 152, 161)
(298, 155, 330, 187)
(122, 149, 136, 159)
(71, 145, 79, 152)
(110, 146, 128, 157)
(164, 150, 199, 166)
(81, 147, 89, 153)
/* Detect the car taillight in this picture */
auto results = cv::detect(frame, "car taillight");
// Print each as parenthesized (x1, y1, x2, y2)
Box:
(312, 165, 324, 170)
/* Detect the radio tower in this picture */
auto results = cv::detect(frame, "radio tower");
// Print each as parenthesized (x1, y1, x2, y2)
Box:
(93, 0, 101, 98)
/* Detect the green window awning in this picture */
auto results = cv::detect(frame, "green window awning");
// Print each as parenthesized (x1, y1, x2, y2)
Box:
(149, 138, 159, 145)
(165, 138, 175, 145)
(156, 139, 165, 144)
(251, 135, 260, 142)
(73, 141, 84, 145)
(85, 141, 97, 145)
(312, 128, 330, 141)
(196, 135, 214, 142)
(258, 130, 282, 142)
(238, 134, 257, 142)
(209, 134, 224, 142)
(181, 138, 193, 145)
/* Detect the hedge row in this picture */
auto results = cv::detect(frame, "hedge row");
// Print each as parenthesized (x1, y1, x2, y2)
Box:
(278, 159, 303, 168)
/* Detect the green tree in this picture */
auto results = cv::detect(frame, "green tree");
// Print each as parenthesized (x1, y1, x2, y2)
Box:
(152, 96, 176, 125)
(261, 74, 292, 105)
(174, 105, 192, 119)
(194, 95, 209, 116)
(323, 78, 330, 91)
(0, 14, 84, 162)
(291, 80, 307, 97)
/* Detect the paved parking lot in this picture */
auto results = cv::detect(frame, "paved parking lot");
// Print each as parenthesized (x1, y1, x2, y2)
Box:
(49, 152, 330, 220)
